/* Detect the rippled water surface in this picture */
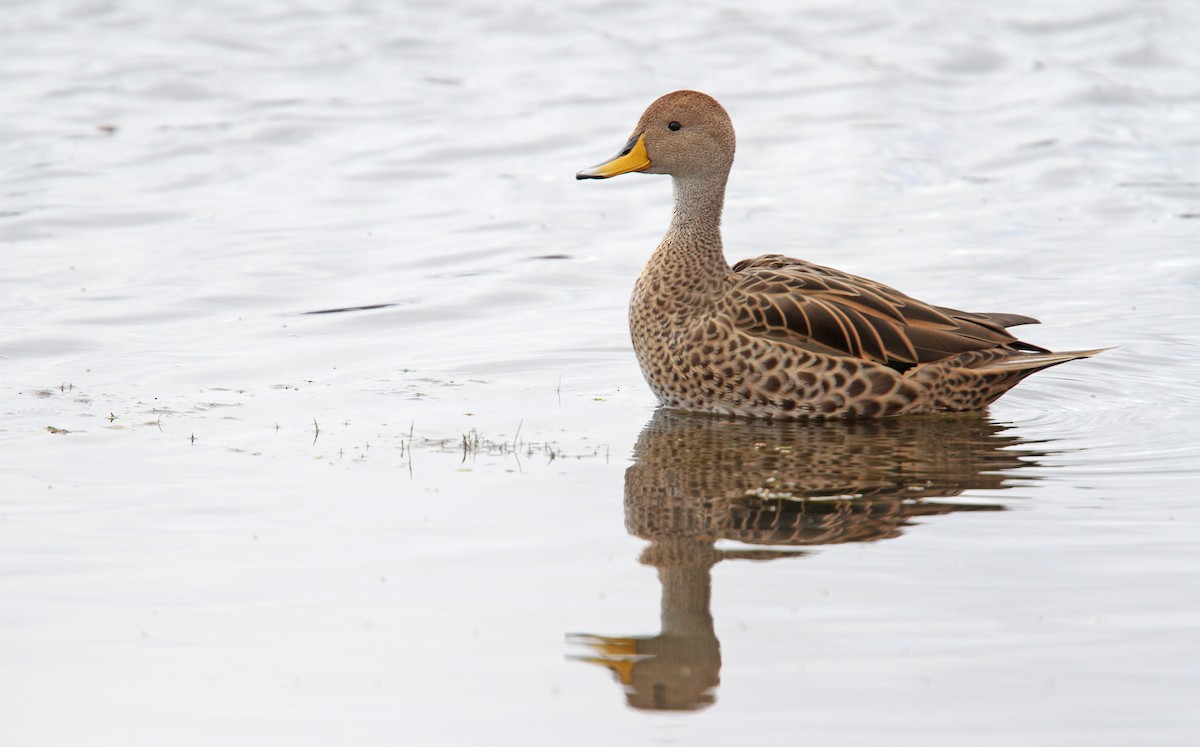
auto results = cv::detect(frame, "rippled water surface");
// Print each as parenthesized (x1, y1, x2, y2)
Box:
(3, 1, 1199, 745)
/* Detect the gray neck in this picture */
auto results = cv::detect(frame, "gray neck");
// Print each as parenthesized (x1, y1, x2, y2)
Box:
(668, 172, 728, 239)
(648, 172, 730, 295)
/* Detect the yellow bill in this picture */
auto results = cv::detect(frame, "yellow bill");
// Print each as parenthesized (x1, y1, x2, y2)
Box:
(576, 133, 650, 179)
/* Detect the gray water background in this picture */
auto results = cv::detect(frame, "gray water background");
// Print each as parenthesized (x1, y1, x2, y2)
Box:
(2, 1, 1198, 745)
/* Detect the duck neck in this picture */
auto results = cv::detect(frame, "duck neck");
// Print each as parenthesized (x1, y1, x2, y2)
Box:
(653, 173, 730, 291)
(668, 172, 726, 243)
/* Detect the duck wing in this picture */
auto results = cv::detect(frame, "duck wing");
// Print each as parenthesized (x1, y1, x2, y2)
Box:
(724, 254, 1046, 372)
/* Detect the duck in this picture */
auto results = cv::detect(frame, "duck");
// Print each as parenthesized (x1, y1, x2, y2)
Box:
(576, 90, 1104, 418)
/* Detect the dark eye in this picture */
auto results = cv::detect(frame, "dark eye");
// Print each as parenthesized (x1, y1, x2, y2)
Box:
(668, 121, 682, 131)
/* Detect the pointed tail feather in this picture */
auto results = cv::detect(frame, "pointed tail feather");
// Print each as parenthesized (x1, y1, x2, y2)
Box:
(977, 347, 1112, 373)
(974, 312, 1042, 328)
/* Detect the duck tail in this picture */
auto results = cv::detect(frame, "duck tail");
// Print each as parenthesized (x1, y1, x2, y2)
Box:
(977, 347, 1112, 373)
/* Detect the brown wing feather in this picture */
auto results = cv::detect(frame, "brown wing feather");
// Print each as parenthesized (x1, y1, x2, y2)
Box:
(725, 254, 1043, 367)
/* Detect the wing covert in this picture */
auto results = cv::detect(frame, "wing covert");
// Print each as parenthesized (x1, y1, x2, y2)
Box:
(723, 255, 1036, 368)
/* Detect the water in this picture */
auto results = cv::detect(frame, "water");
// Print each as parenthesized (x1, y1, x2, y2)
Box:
(2, 1, 1198, 744)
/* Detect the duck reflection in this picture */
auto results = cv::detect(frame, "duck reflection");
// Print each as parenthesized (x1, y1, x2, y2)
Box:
(569, 409, 1045, 711)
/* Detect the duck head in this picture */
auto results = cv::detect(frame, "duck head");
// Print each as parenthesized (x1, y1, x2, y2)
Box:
(576, 90, 736, 182)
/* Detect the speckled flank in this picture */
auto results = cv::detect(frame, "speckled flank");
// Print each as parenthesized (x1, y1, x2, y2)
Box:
(582, 90, 1103, 419)
(631, 237, 923, 418)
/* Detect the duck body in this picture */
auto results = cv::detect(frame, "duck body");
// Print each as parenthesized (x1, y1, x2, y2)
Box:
(579, 91, 1102, 418)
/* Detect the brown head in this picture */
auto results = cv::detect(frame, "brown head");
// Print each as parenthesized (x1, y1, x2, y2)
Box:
(577, 91, 737, 182)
